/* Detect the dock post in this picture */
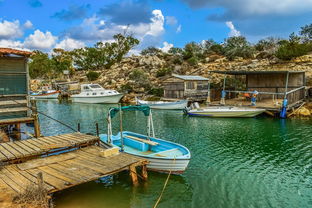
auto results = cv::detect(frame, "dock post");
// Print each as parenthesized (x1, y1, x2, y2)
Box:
(15, 123, 21, 140)
(77, 123, 80, 132)
(129, 164, 139, 186)
(141, 165, 148, 181)
(31, 99, 41, 138)
(96, 123, 99, 136)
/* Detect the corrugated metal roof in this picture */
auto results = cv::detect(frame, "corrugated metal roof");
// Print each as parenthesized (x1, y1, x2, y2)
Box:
(211, 70, 305, 75)
(172, 74, 209, 81)
(0, 48, 32, 57)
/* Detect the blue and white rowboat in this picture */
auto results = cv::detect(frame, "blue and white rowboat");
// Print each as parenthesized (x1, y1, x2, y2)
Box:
(100, 131, 191, 174)
(101, 105, 191, 174)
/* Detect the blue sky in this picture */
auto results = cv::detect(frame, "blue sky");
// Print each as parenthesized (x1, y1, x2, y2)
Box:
(0, 0, 311, 52)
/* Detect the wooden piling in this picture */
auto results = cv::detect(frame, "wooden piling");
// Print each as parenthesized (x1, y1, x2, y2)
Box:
(15, 123, 21, 140)
(129, 164, 139, 186)
(141, 165, 148, 181)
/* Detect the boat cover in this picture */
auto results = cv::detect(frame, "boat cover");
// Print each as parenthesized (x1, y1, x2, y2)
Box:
(109, 105, 150, 118)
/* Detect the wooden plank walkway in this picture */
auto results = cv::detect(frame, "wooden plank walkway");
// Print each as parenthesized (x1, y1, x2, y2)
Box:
(0, 145, 148, 194)
(0, 133, 99, 163)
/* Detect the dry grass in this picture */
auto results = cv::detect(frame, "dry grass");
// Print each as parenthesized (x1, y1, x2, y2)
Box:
(13, 183, 52, 208)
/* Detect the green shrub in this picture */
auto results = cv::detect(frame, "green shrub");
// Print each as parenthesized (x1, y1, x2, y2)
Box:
(86, 71, 100, 81)
(120, 83, 133, 92)
(148, 88, 164, 97)
(223, 36, 255, 60)
(275, 41, 310, 60)
(129, 69, 150, 89)
(187, 57, 198, 66)
(156, 68, 173, 77)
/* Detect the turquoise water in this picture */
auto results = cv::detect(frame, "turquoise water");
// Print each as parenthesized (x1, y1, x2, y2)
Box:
(34, 100, 312, 208)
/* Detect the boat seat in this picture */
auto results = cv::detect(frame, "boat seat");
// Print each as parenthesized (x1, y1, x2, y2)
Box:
(124, 135, 159, 146)
(150, 148, 181, 157)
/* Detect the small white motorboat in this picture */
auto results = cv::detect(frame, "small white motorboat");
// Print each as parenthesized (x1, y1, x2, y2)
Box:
(100, 105, 191, 174)
(30, 90, 60, 99)
(71, 84, 123, 104)
(186, 106, 265, 118)
(136, 99, 188, 110)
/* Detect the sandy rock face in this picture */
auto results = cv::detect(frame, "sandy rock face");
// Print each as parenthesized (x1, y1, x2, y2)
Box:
(296, 107, 311, 117)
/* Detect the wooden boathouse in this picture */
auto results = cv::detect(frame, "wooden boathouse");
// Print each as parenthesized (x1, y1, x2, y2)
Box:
(163, 74, 209, 101)
(212, 70, 306, 112)
(0, 48, 148, 206)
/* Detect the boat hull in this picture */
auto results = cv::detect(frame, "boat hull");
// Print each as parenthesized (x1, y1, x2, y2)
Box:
(71, 93, 123, 104)
(187, 108, 265, 118)
(100, 132, 191, 174)
(138, 100, 188, 110)
(30, 92, 59, 99)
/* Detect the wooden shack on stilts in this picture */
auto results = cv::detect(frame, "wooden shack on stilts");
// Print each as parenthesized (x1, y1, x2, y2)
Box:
(212, 70, 306, 117)
(0, 48, 40, 141)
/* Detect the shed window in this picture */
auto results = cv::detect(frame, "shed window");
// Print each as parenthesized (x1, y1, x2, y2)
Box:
(186, 81, 195, 89)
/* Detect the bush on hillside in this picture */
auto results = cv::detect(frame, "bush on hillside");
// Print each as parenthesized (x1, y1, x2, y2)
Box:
(187, 57, 198, 66)
(129, 69, 150, 89)
(223, 36, 255, 60)
(86, 71, 100, 81)
(275, 42, 310, 60)
(156, 68, 173, 77)
(148, 88, 164, 97)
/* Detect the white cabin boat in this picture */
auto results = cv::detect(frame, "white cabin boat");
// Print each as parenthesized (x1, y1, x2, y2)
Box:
(71, 84, 123, 104)
(186, 106, 265, 118)
(136, 99, 188, 110)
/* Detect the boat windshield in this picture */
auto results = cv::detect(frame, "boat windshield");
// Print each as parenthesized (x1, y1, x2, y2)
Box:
(89, 84, 102, 89)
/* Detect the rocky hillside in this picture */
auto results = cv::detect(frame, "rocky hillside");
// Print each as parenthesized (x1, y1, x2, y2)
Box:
(72, 53, 312, 94)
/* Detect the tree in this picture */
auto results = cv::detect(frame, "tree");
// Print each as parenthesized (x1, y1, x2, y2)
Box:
(29, 51, 53, 78)
(202, 39, 223, 55)
(223, 36, 255, 60)
(182, 42, 203, 60)
(168, 47, 183, 55)
(300, 23, 312, 42)
(51, 48, 74, 74)
(141, 47, 162, 56)
(72, 33, 139, 70)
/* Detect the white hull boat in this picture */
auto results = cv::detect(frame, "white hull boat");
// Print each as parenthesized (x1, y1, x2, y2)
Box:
(100, 131, 190, 174)
(137, 99, 188, 110)
(187, 106, 265, 118)
(71, 84, 123, 104)
(100, 105, 191, 174)
(30, 90, 60, 99)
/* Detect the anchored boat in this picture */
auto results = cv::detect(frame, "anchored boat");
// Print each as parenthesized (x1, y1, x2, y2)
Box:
(186, 106, 265, 118)
(136, 99, 188, 110)
(100, 105, 191, 174)
(71, 84, 123, 104)
(30, 90, 60, 99)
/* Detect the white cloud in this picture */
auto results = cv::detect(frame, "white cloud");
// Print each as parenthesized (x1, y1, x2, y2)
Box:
(55, 38, 85, 51)
(159, 41, 173, 52)
(23, 20, 33, 29)
(24, 30, 58, 50)
(0, 20, 23, 39)
(176, 24, 182, 33)
(165, 16, 177, 25)
(0, 39, 24, 49)
(146, 10, 165, 37)
(225, 21, 241, 37)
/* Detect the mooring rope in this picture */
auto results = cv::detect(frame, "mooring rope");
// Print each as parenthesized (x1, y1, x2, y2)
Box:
(1, 95, 77, 132)
(153, 157, 176, 208)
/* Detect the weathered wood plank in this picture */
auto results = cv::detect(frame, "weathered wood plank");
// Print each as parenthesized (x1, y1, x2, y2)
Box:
(48, 164, 88, 182)
(0, 107, 28, 114)
(61, 160, 102, 178)
(0, 117, 34, 125)
(13, 142, 36, 155)
(0, 143, 23, 158)
(7, 142, 32, 157)
(38, 166, 79, 185)
(19, 140, 42, 152)
(0, 169, 24, 193)
(26, 168, 69, 190)
(0, 100, 27, 106)
(17, 154, 75, 171)
(0, 144, 16, 160)
(8, 166, 54, 191)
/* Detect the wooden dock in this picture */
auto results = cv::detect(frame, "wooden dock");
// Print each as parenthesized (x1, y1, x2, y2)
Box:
(0, 133, 148, 198)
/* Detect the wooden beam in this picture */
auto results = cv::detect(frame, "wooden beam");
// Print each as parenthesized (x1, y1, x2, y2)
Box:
(141, 165, 148, 181)
(129, 164, 139, 186)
